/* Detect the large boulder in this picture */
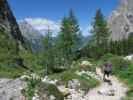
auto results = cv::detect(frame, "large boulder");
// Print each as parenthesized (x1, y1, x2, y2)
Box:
(58, 86, 70, 97)
(0, 78, 26, 100)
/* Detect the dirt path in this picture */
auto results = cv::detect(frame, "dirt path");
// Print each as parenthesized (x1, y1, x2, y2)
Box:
(84, 75, 128, 100)
(66, 68, 128, 100)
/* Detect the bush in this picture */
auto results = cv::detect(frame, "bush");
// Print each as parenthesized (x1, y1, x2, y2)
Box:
(22, 78, 42, 100)
(38, 83, 64, 100)
(22, 77, 64, 100)
(101, 53, 115, 61)
(110, 56, 131, 71)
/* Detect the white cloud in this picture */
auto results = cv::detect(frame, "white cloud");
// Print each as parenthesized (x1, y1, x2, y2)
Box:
(81, 25, 92, 36)
(23, 18, 61, 35)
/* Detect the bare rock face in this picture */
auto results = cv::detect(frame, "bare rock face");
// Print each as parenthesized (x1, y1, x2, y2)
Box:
(0, 78, 26, 100)
(0, 0, 24, 45)
(108, 0, 133, 40)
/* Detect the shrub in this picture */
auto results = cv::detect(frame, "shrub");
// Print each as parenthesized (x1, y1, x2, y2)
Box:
(38, 83, 64, 100)
(101, 53, 115, 61)
(110, 56, 131, 70)
(22, 78, 42, 100)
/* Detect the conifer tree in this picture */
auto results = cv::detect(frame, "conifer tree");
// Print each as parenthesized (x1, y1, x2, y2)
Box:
(41, 28, 54, 74)
(0, 32, 18, 67)
(58, 17, 74, 65)
(90, 9, 110, 58)
(68, 9, 83, 50)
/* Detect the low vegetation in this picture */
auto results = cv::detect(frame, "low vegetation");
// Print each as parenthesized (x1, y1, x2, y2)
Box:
(22, 77, 64, 100)
(49, 62, 99, 93)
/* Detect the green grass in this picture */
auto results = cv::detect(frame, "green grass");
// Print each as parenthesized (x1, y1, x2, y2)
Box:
(113, 63, 133, 100)
(0, 66, 26, 78)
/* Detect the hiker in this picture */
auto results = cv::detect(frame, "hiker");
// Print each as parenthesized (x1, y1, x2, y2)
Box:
(103, 61, 112, 81)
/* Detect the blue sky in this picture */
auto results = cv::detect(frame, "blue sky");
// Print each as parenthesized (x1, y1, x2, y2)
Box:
(7, 0, 119, 36)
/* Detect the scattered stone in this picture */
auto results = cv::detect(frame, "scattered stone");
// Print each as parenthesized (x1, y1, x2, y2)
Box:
(97, 89, 115, 96)
(32, 93, 40, 100)
(80, 61, 92, 68)
(124, 54, 133, 61)
(42, 76, 58, 85)
(49, 95, 56, 100)
(20, 73, 41, 80)
(58, 86, 70, 97)
(67, 79, 80, 89)
(108, 89, 115, 96)
(20, 75, 31, 80)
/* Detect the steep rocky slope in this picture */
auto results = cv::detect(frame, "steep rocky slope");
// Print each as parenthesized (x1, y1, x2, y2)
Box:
(0, 0, 29, 70)
(0, 0, 24, 46)
(108, 0, 133, 40)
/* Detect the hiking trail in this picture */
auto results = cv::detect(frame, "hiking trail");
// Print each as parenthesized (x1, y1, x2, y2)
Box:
(67, 68, 128, 100)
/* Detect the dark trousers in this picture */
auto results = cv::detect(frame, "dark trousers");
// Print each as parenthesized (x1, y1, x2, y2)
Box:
(103, 70, 111, 80)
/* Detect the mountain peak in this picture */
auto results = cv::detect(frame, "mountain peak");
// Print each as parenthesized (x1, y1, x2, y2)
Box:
(108, 0, 133, 40)
(20, 18, 60, 36)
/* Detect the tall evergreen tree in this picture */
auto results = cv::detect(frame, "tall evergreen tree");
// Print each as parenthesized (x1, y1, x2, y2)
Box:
(68, 9, 83, 50)
(41, 29, 54, 74)
(58, 17, 74, 65)
(128, 32, 133, 54)
(90, 9, 110, 58)
(56, 9, 82, 66)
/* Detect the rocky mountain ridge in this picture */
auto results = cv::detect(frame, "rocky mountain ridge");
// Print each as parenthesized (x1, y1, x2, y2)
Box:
(19, 20, 44, 52)
(108, 0, 133, 40)
(0, 0, 24, 46)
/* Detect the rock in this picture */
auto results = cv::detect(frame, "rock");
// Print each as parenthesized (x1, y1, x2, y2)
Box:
(42, 76, 58, 85)
(67, 79, 80, 89)
(0, 78, 26, 100)
(41, 76, 49, 82)
(30, 73, 41, 80)
(124, 54, 133, 60)
(108, 0, 133, 40)
(58, 86, 70, 97)
(32, 93, 40, 100)
(80, 61, 92, 68)
(19, 20, 44, 52)
(0, 0, 24, 44)
(20, 74, 41, 80)
(97, 89, 115, 96)
(20, 75, 31, 80)
(49, 95, 56, 100)
(39, 93, 49, 100)
(108, 89, 115, 96)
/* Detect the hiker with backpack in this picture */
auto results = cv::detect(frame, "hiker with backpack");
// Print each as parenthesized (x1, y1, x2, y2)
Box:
(103, 61, 112, 81)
